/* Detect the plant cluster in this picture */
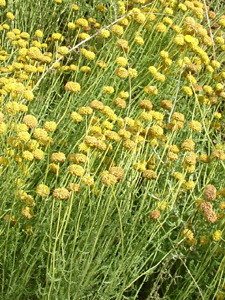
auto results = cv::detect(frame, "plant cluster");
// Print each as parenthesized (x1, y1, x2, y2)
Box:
(0, 0, 225, 299)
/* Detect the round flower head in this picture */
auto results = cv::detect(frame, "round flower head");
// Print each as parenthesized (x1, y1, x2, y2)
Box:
(18, 131, 30, 142)
(53, 188, 70, 200)
(181, 139, 195, 151)
(160, 100, 173, 112)
(76, 18, 88, 27)
(205, 210, 217, 223)
(199, 154, 211, 163)
(70, 112, 83, 122)
(6, 12, 15, 20)
(90, 100, 104, 111)
(182, 229, 194, 241)
(184, 152, 197, 165)
(116, 39, 129, 52)
(21, 207, 33, 219)
(122, 139, 136, 151)
(35, 30, 43, 38)
(109, 167, 124, 182)
(81, 174, 94, 186)
(101, 171, 117, 186)
(97, 60, 107, 69)
(189, 121, 202, 132)
(167, 152, 178, 161)
(69, 153, 87, 164)
(100, 29, 110, 38)
(78, 107, 93, 115)
(5, 102, 20, 115)
(0, 122, 6, 134)
(144, 85, 158, 95)
(111, 24, 124, 35)
(139, 99, 153, 111)
(116, 56, 128, 67)
(68, 164, 85, 177)
(103, 86, 114, 94)
(114, 98, 126, 109)
(212, 230, 222, 242)
(135, 36, 144, 45)
(0, 0, 6, 6)
(23, 90, 34, 101)
(81, 49, 95, 60)
(142, 170, 157, 179)
(184, 180, 195, 190)
(28, 47, 43, 60)
(51, 152, 66, 163)
(65, 81, 81, 93)
(22, 151, 34, 161)
(68, 183, 81, 193)
(36, 184, 50, 197)
(44, 121, 57, 132)
(205, 184, 217, 201)
(33, 128, 48, 140)
(51, 33, 62, 41)
(172, 112, 185, 122)
(128, 68, 138, 78)
(150, 210, 160, 220)
(58, 46, 69, 55)
(149, 125, 163, 138)
(115, 67, 128, 78)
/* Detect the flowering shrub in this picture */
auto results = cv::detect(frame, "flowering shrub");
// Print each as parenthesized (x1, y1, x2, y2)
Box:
(0, 0, 225, 299)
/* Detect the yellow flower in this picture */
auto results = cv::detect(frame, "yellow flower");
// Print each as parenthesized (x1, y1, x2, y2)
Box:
(51, 152, 66, 163)
(44, 121, 57, 132)
(182, 229, 194, 241)
(23, 90, 34, 101)
(115, 67, 128, 78)
(52, 32, 62, 40)
(134, 36, 144, 45)
(6, 12, 15, 20)
(68, 164, 85, 177)
(116, 39, 129, 52)
(53, 188, 70, 200)
(76, 18, 88, 27)
(68, 183, 81, 193)
(65, 81, 81, 93)
(28, 47, 43, 60)
(156, 23, 167, 33)
(101, 171, 117, 186)
(81, 48, 95, 60)
(100, 29, 110, 38)
(128, 68, 138, 78)
(212, 230, 222, 242)
(111, 24, 124, 35)
(78, 33, 90, 40)
(71, 4, 79, 10)
(5, 101, 20, 115)
(144, 85, 158, 95)
(116, 56, 128, 67)
(183, 86, 193, 96)
(58, 46, 69, 55)
(18, 132, 30, 142)
(81, 174, 94, 186)
(103, 86, 114, 94)
(189, 121, 202, 132)
(0, 0, 6, 6)
(0, 122, 6, 134)
(21, 207, 33, 219)
(71, 112, 83, 122)
(22, 151, 34, 161)
(36, 184, 50, 197)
